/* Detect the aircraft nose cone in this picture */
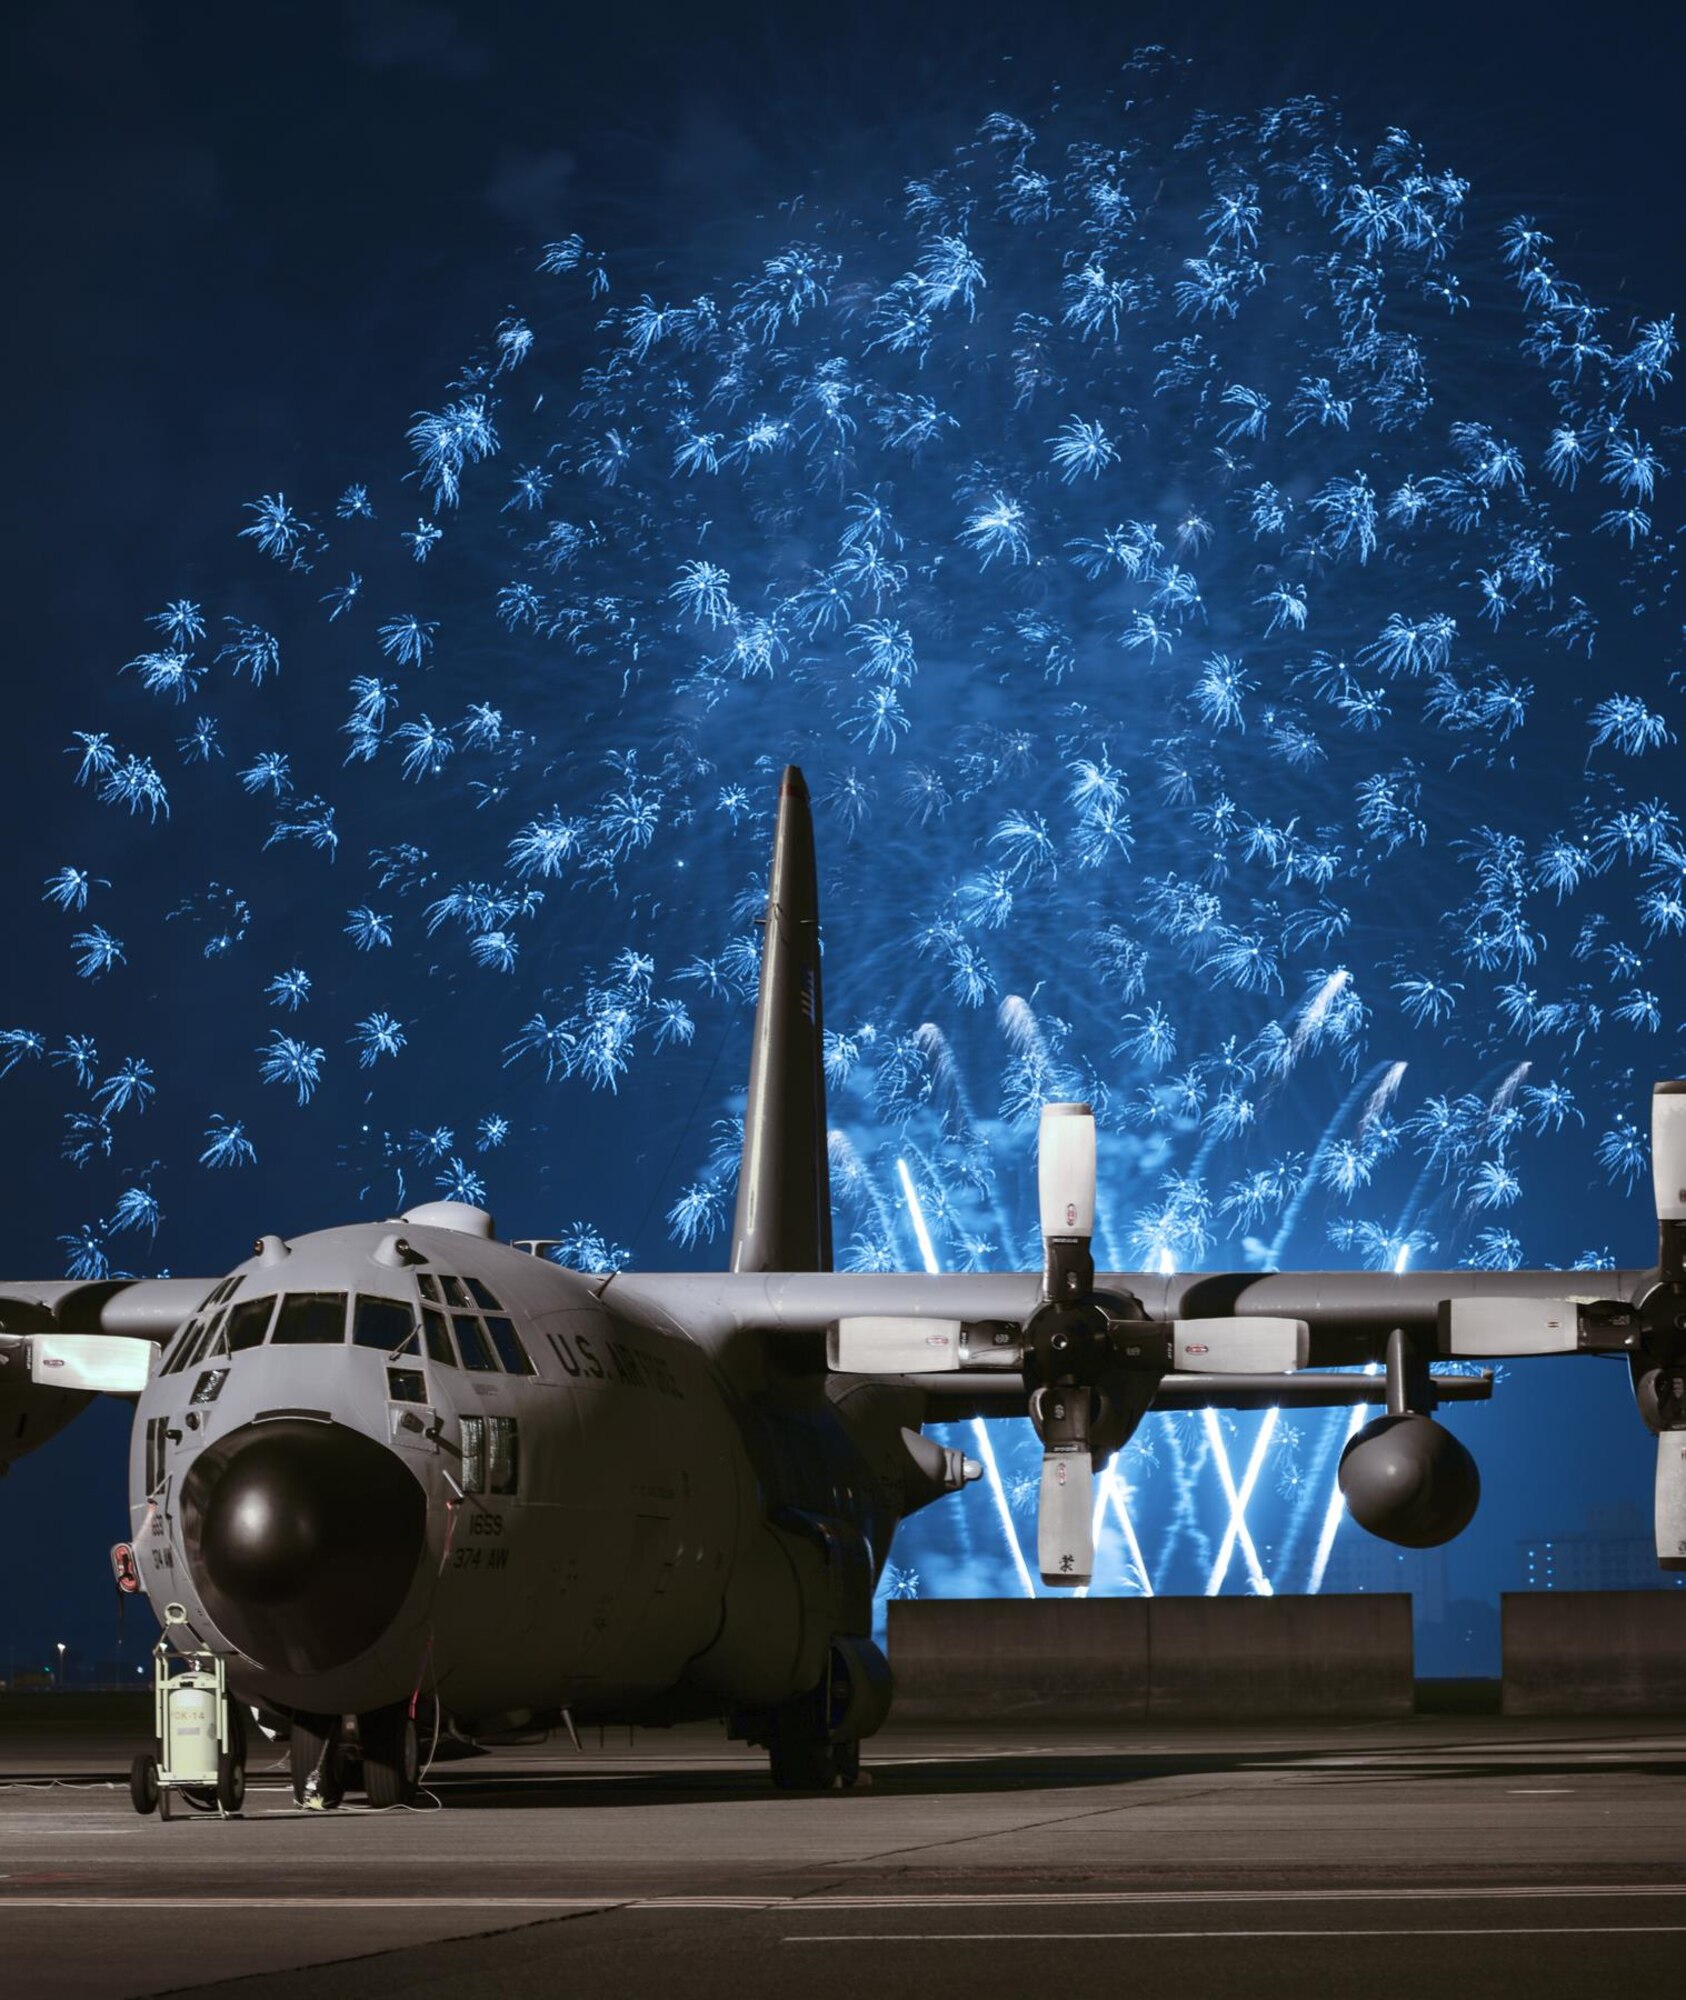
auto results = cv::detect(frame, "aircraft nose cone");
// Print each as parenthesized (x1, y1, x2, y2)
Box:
(182, 1420, 426, 1676)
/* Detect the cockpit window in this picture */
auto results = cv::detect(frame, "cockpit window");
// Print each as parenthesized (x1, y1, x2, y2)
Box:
(161, 1319, 199, 1375)
(188, 1311, 228, 1368)
(466, 1277, 503, 1313)
(189, 1277, 239, 1327)
(226, 1295, 277, 1352)
(421, 1308, 457, 1367)
(271, 1292, 349, 1345)
(417, 1273, 442, 1304)
(483, 1316, 536, 1376)
(440, 1275, 474, 1311)
(453, 1316, 497, 1372)
(353, 1296, 417, 1353)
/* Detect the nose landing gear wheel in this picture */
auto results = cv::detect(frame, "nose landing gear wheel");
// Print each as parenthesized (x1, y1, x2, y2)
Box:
(768, 1724, 838, 1792)
(290, 1713, 346, 1808)
(359, 1701, 420, 1809)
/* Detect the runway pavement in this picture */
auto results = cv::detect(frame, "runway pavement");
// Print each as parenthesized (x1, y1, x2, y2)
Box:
(3, 1696, 1685, 1998)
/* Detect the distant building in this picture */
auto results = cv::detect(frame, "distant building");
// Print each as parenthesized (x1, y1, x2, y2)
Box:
(1320, 1537, 1446, 1621)
(1518, 1503, 1686, 1592)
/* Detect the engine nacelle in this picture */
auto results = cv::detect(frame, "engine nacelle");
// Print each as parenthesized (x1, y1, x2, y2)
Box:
(1338, 1413, 1480, 1549)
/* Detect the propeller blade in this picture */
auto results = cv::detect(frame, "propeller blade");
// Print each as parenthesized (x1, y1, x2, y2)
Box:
(1439, 1298, 1579, 1357)
(1171, 1317, 1310, 1373)
(1038, 1446, 1094, 1588)
(1653, 1082, 1686, 1225)
(1658, 1431, 1686, 1572)
(827, 1316, 962, 1374)
(1038, 1102, 1096, 1303)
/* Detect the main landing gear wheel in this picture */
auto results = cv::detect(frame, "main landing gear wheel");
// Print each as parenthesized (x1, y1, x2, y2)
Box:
(768, 1728, 837, 1792)
(129, 1753, 159, 1816)
(290, 1713, 346, 1808)
(359, 1701, 420, 1809)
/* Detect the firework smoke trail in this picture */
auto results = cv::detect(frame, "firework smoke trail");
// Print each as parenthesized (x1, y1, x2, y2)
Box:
(1359, 1060, 1409, 1135)
(1153, 1411, 1216, 1583)
(896, 1155, 941, 1271)
(911, 1020, 1021, 1253)
(1308, 1366, 1384, 1594)
(1274, 1396, 1358, 1586)
(1263, 1061, 1396, 1267)
(1203, 1406, 1278, 1594)
(1078, 1452, 1154, 1597)
(899, 1149, 1037, 1596)
(1102, 1465, 1153, 1594)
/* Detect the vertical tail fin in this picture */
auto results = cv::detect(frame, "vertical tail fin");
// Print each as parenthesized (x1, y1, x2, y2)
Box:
(730, 766, 833, 1273)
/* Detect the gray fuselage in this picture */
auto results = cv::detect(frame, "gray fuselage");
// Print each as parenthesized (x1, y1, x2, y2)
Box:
(129, 1210, 905, 1733)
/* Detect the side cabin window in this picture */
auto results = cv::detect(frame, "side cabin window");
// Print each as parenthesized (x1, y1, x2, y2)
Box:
(488, 1415, 519, 1494)
(458, 1414, 519, 1495)
(460, 1415, 486, 1492)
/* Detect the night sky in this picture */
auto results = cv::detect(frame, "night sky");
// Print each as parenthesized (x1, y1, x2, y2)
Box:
(4, 0, 1683, 1676)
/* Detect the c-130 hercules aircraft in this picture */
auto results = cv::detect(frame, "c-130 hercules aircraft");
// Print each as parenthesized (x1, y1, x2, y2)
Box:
(2, 767, 1684, 1807)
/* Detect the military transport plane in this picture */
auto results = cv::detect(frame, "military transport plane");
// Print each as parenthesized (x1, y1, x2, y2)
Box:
(1, 767, 1684, 1807)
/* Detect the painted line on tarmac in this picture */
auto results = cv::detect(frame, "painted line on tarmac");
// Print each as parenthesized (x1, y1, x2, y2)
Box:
(784, 1926, 1686, 1943)
(5, 1886, 1686, 1913)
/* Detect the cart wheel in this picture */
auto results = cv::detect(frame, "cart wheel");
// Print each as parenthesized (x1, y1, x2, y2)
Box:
(359, 1701, 420, 1809)
(129, 1753, 159, 1816)
(216, 1750, 246, 1816)
(217, 1704, 247, 1816)
(159, 1783, 172, 1822)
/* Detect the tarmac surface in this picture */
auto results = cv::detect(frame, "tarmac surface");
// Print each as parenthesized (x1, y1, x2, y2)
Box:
(3, 1694, 1685, 1998)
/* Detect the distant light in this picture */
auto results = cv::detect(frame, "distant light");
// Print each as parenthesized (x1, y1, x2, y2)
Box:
(1393, 1242, 1412, 1275)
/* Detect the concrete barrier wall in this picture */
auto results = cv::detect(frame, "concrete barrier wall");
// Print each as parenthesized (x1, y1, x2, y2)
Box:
(1502, 1591, 1686, 1715)
(887, 1594, 1413, 1721)
(887, 1599, 1150, 1722)
(1147, 1594, 1413, 1720)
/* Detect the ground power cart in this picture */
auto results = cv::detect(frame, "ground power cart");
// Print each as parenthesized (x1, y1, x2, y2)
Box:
(129, 1635, 247, 1819)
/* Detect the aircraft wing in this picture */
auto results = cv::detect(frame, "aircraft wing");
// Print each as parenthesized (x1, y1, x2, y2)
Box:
(603, 1263, 1647, 1371)
(604, 1245, 1680, 1583)
(0, 1278, 215, 1341)
(0, 1278, 213, 1471)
